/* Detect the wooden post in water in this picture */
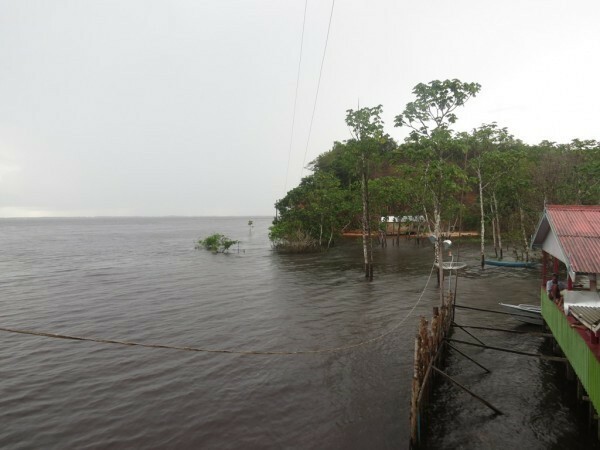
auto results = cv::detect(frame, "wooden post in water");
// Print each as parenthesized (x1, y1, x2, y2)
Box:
(409, 290, 455, 448)
(566, 361, 575, 381)
(410, 336, 420, 446)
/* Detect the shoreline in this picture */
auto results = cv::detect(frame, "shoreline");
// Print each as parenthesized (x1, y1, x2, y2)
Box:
(342, 231, 480, 238)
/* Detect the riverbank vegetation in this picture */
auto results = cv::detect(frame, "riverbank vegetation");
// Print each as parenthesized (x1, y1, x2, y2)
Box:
(270, 79, 600, 267)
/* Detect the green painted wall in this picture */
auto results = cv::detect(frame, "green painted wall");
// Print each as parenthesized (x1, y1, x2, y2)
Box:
(541, 291, 600, 414)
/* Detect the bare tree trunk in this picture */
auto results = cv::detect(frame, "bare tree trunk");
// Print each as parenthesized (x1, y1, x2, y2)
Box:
(319, 222, 323, 248)
(493, 192, 503, 259)
(518, 203, 530, 262)
(434, 203, 444, 305)
(361, 153, 373, 280)
(423, 205, 433, 235)
(490, 203, 497, 258)
(361, 177, 369, 277)
(478, 168, 485, 269)
(367, 193, 374, 282)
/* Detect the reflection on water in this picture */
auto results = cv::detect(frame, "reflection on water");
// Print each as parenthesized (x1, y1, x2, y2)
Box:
(0, 217, 596, 449)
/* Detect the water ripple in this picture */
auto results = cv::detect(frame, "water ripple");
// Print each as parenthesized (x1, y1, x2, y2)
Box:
(0, 218, 594, 449)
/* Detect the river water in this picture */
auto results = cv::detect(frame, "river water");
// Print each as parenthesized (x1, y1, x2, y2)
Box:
(0, 217, 596, 449)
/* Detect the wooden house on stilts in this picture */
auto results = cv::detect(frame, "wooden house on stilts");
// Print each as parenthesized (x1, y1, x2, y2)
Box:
(531, 204, 600, 435)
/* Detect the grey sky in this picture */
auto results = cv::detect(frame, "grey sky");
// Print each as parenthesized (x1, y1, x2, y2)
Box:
(1, 0, 599, 217)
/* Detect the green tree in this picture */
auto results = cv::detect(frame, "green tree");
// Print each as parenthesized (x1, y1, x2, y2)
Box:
(269, 81, 598, 278)
(491, 145, 536, 260)
(270, 172, 356, 252)
(345, 104, 388, 280)
(196, 234, 239, 253)
(464, 123, 518, 266)
(395, 79, 481, 292)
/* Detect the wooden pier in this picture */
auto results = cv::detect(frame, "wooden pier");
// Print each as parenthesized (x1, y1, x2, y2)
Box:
(409, 297, 599, 448)
(542, 293, 600, 439)
(409, 205, 600, 447)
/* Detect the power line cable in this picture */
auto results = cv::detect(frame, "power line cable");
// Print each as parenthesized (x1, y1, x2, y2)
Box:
(283, 0, 309, 195)
(300, 0, 335, 178)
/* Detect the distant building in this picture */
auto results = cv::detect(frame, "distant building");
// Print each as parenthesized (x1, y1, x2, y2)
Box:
(380, 215, 425, 235)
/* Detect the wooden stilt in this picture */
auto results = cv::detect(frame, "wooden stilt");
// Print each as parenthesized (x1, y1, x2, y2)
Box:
(565, 362, 575, 381)
(410, 337, 419, 447)
(453, 323, 552, 337)
(454, 304, 543, 321)
(446, 338, 567, 362)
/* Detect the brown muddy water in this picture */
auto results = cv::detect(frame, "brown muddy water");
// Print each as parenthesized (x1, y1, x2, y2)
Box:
(0, 217, 597, 449)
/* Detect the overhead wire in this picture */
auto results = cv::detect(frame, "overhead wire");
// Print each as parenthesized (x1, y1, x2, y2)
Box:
(300, 0, 335, 178)
(1, 0, 436, 357)
(283, 0, 308, 194)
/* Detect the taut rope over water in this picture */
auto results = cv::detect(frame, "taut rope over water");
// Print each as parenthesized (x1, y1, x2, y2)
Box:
(0, 262, 436, 356)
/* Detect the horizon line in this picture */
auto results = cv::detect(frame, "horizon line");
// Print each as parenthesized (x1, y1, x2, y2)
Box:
(0, 215, 274, 220)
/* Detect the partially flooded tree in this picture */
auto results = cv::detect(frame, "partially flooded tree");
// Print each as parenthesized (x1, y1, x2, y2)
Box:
(268, 80, 597, 281)
(270, 171, 355, 252)
(395, 79, 481, 294)
(196, 234, 239, 253)
(345, 105, 387, 281)
(465, 123, 517, 267)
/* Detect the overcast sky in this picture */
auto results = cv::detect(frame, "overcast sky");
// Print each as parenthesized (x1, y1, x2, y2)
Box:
(1, 0, 599, 218)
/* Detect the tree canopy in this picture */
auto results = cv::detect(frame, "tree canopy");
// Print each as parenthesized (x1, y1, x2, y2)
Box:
(270, 80, 600, 259)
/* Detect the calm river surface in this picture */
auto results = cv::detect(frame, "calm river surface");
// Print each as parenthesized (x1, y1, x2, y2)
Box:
(0, 217, 596, 449)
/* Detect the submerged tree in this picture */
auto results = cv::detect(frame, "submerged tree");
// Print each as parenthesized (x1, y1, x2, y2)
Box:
(269, 79, 597, 280)
(395, 79, 481, 293)
(464, 123, 518, 267)
(345, 105, 388, 281)
(270, 171, 355, 252)
(196, 234, 239, 253)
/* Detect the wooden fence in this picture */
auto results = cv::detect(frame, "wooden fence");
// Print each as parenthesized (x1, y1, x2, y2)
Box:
(410, 292, 454, 448)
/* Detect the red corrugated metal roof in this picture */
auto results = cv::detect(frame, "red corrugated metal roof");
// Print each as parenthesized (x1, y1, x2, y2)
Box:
(546, 205, 600, 274)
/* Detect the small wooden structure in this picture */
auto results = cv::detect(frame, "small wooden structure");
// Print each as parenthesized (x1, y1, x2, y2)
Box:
(531, 204, 600, 436)
(380, 215, 425, 236)
(409, 292, 454, 448)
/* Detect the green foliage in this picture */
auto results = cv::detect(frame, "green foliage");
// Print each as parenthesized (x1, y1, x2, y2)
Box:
(270, 171, 358, 252)
(269, 222, 319, 253)
(346, 105, 385, 140)
(395, 79, 481, 139)
(271, 78, 599, 256)
(393, 79, 480, 238)
(369, 175, 412, 216)
(196, 234, 239, 253)
(310, 141, 359, 188)
(345, 105, 393, 167)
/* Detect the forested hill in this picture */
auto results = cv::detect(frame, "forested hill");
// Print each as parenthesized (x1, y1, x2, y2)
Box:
(269, 80, 600, 254)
